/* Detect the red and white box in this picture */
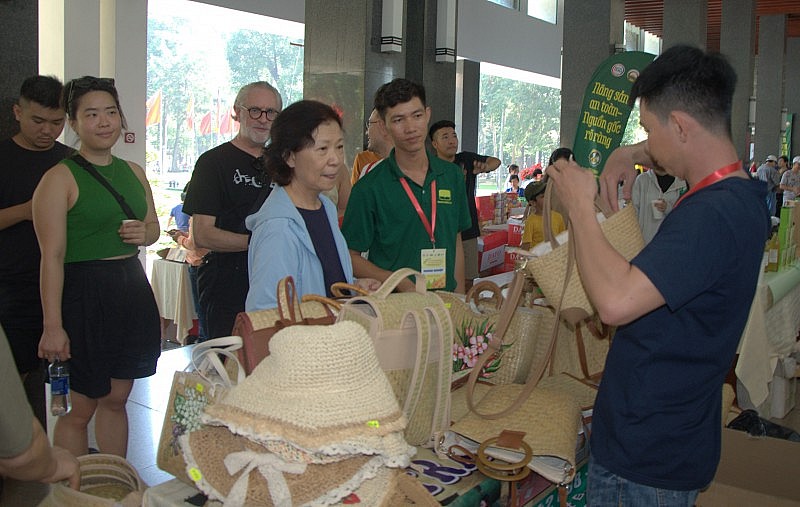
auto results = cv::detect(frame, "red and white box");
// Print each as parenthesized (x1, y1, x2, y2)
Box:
(477, 230, 508, 271)
(475, 195, 495, 223)
(507, 218, 524, 248)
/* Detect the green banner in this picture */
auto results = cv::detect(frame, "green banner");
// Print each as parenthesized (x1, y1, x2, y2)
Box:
(782, 113, 793, 158)
(572, 51, 656, 175)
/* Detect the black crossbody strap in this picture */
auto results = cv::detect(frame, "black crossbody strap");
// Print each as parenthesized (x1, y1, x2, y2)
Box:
(70, 154, 138, 220)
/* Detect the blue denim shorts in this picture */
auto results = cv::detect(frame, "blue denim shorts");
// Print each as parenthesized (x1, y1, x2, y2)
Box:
(587, 456, 699, 507)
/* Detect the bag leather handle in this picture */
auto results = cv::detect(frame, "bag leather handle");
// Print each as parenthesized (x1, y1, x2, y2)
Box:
(330, 282, 370, 298)
(465, 280, 504, 310)
(373, 268, 426, 298)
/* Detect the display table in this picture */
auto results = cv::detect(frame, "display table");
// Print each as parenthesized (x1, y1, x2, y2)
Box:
(736, 260, 800, 412)
(150, 258, 197, 345)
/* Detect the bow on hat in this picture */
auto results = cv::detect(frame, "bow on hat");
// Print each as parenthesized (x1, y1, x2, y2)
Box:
(223, 451, 307, 507)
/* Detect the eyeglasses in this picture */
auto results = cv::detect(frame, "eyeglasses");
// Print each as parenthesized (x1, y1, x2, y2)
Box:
(238, 105, 279, 121)
(365, 120, 379, 130)
(67, 77, 115, 110)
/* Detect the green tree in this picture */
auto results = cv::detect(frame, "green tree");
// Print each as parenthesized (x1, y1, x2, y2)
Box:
(225, 30, 304, 107)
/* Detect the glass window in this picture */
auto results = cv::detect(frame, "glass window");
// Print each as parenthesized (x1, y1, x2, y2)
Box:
(488, 0, 518, 9)
(527, 0, 557, 24)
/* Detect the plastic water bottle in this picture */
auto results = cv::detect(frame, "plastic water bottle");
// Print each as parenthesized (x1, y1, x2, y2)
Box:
(49, 358, 72, 416)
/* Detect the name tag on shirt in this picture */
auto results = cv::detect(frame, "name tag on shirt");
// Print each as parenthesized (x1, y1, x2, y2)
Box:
(421, 248, 447, 290)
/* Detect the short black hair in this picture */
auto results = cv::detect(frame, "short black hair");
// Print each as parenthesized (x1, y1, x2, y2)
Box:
(429, 119, 455, 141)
(630, 44, 736, 137)
(374, 78, 426, 119)
(548, 147, 574, 166)
(263, 100, 343, 186)
(779, 155, 789, 164)
(19, 75, 63, 109)
(508, 174, 519, 182)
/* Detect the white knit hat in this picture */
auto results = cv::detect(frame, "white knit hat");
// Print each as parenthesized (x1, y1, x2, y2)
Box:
(203, 321, 410, 454)
(180, 322, 417, 506)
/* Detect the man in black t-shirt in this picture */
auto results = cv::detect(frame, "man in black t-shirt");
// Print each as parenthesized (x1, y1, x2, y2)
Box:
(429, 120, 500, 288)
(183, 81, 282, 339)
(0, 75, 68, 428)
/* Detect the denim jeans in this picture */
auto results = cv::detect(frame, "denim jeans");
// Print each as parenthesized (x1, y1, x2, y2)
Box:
(587, 456, 699, 507)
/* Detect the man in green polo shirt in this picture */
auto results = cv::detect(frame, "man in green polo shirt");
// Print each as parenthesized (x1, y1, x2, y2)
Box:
(342, 79, 471, 293)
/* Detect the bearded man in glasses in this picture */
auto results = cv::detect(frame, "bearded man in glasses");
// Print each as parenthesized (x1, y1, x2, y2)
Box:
(183, 81, 282, 340)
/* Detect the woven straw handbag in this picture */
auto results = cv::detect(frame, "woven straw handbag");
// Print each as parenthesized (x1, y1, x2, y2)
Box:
(232, 276, 337, 375)
(156, 335, 244, 484)
(38, 454, 146, 507)
(443, 384, 582, 485)
(437, 272, 551, 388)
(524, 183, 644, 326)
(337, 268, 452, 447)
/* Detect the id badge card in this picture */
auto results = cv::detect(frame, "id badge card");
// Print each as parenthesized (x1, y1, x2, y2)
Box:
(421, 248, 447, 290)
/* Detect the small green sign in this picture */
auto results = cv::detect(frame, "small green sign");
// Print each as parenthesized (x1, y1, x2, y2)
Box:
(572, 51, 656, 175)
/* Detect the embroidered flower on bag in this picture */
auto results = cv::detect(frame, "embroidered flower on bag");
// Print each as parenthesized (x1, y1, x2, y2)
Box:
(169, 385, 208, 456)
(452, 318, 511, 378)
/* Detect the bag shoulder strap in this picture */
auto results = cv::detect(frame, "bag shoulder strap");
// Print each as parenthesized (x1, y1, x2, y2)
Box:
(70, 154, 137, 220)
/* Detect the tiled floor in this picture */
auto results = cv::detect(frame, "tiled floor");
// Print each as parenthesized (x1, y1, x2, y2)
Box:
(0, 340, 190, 506)
(3, 346, 800, 506)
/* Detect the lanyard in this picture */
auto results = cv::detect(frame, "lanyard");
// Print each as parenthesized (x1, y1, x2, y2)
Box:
(400, 178, 437, 246)
(674, 161, 742, 208)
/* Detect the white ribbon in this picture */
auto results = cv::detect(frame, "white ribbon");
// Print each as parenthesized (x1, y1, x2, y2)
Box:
(223, 450, 307, 507)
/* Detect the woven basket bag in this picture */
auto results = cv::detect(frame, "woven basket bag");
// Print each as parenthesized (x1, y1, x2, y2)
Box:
(38, 454, 146, 507)
(438, 278, 550, 387)
(525, 183, 645, 326)
(337, 268, 453, 447)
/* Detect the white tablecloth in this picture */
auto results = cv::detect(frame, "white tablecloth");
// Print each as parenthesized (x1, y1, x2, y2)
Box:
(150, 259, 197, 343)
(736, 261, 800, 410)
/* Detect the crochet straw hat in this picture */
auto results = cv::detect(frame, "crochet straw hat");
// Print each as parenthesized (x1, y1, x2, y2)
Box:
(203, 321, 410, 453)
(181, 424, 403, 506)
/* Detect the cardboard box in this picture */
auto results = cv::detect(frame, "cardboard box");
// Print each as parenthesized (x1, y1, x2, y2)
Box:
(475, 195, 495, 222)
(695, 428, 800, 506)
(507, 218, 524, 247)
(477, 230, 507, 271)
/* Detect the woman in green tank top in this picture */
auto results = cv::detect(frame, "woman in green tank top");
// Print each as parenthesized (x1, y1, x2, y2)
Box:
(32, 77, 162, 459)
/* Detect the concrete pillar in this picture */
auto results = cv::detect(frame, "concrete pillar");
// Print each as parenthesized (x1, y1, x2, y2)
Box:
(303, 0, 403, 165)
(0, 0, 39, 140)
(662, 0, 707, 50)
(456, 59, 481, 153)
(561, 0, 624, 149)
(407, 0, 457, 129)
(39, 0, 147, 166)
(720, 0, 756, 161)
(754, 14, 786, 161)
(785, 38, 800, 158)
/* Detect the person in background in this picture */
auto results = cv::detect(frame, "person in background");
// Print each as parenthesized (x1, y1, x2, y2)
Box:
(506, 174, 524, 197)
(551, 45, 769, 504)
(33, 76, 161, 458)
(168, 215, 209, 343)
(0, 325, 79, 491)
(520, 179, 565, 250)
(776, 155, 790, 214)
(429, 119, 500, 289)
(343, 79, 471, 293)
(246, 101, 378, 310)
(351, 108, 394, 184)
(167, 184, 191, 232)
(0, 75, 69, 431)
(508, 164, 520, 177)
(780, 156, 800, 206)
(182, 81, 281, 338)
(756, 155, 780, 216)
(631, 166, 686, 244)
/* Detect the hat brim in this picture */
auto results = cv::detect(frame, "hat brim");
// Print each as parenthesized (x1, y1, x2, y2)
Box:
(181, 425, 402, 506)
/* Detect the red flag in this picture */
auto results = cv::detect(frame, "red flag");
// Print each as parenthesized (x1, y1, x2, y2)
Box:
(145, 90, 162, 127)
(185, 95, 194, 130)
(199, 112, 212, 135)
(219, 104, 233, 135)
